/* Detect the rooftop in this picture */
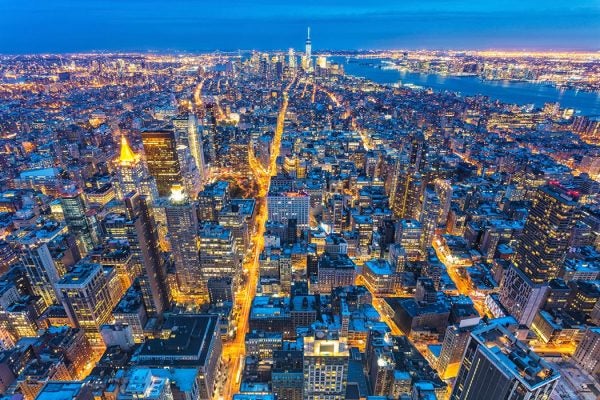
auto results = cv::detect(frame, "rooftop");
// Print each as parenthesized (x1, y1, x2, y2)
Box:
(471, 322, 561, 389)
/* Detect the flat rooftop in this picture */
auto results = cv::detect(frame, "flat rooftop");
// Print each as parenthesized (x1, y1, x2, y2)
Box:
(471, 322, 561, 389)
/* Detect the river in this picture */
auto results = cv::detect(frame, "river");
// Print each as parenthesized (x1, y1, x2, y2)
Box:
(334, 58, 600, 116)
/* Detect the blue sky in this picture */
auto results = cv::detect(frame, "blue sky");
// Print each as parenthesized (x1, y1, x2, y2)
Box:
(0, 0, 598, 53)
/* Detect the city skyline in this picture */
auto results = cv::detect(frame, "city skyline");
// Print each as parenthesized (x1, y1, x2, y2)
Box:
(0, 3, 599, 400)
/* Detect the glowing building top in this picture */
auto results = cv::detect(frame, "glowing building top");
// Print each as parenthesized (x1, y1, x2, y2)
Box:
(305, 27, 312, 59)
(119, 135, 137, 165)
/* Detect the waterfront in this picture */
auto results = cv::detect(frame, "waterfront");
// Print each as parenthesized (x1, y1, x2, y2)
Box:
(337, 58, 600, 116)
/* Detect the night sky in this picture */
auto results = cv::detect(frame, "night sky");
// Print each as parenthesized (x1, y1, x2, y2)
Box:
(0, 0, 598, 53)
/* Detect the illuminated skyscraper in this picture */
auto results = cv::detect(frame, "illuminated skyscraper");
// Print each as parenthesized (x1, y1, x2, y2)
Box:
(198, 223, 241, 285)
(60, 186, 97, 254)
(114, 135, 158, 202)
(450, 322, 560, 400)
(288, 48, 297, 69)
(303, 331, 349, 400)
(389, 161, 422, 220)
(514, 183, 578, 283)
(17, 231, 64, 307)
(56, 261, 113, 347)
(303, 27, 312, 71)
(141, 129, 183, 197)
(165, 185, 204, 299)
(124, 192, 170, 317)
(173, 114, 206, 182)
(420, 187, 441, 251)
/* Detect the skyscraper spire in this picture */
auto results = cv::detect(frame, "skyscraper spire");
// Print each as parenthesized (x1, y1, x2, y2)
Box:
(119, 134, 136, 164)
(305, 26, 312, 70)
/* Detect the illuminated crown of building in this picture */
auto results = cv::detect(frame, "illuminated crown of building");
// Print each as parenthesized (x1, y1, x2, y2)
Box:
(169, 184, 187, 203)
(119, 135, 137, 165)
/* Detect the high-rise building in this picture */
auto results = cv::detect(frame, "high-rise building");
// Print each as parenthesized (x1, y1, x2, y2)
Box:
(142, 129, 183, 197)
(436, 320, 484, 379)
(198, 223, 240, 283)
(173, 114, 205, 179)
(16, 231, 64, 307)
(267, 191, 310, 232)
(114, 135, 158, 201)
(450, 322, 560, 400)
(303, 331, 349, 400)
(288, 48, 297, 70)
(389, 163, 422, 220)
(165, 185, 204, 299)
(420, 187, 441, 251)
(499, 264, 549, 326)
(197, 180, 230, 222)
(56, 261, 113, 347)
(303, 27, 312, 71)
(395, 219, 422, 261)
(60, 186, 97, 254)
(124, 192, 170, 317)
(573, 327, 600, 378)
(514, 184, 578, 283)
(272, 350, 303, 400)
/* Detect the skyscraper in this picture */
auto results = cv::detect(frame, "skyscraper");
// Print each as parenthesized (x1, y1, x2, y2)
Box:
(303, 27, 312, 71)
(288, 48, 297, 70)
(514, 183, 578, 283)
(267, 191, 310, 232)
(450, 322, 560, 400)
(165, 185, 204, 300)
(17, 232, 63, 307)
(173, 114, 205, 186)
(124, 192, 170, 317)
(303, 331, 349, 400)
(198, 223, 241, 284)
(499, 264, 549, 326)
(114, 135, 158, 201)
(60, 186, 97, 254)
(56, 261, 113, 347)
(141, 129, 183, 197)
(389, 163, 423, 220)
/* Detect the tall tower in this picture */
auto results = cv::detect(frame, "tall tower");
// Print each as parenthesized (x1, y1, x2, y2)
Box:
(141, 129, 183, 197)
(173, 114, 206, 182)
(450, 322, 560, 400)
(305, 27, 312, 59)
(288, 48, 297, 69)
(17, 234, 63, 307)
(124, 192, 170, 317)
(303, 331, 349, 400)
(304, 27, 312, 71)
(60, 186, 97, 254)
(56, 261, 113, 347)
(514, 183, 578, 283)
(165, 185, 205, 300)
(115, 135, 158, 201)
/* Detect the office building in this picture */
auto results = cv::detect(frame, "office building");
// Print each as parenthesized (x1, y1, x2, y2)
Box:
(142, 129, 183, 197)
(573, 327, 600, 378)
(268, 191, 310, 232)
(450, 322, 560, 400)
(60, 186, 97, 254)
(499, 264, 549, 326)
(272, 350, 303, 400)
(303, 331, 349, 400)
(514, 184, 578, 283)
(165, 185, 204, 300)
(123, 192, 170, 317)
(56, 261, 113, 347)
(114, 135, 158, 202)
